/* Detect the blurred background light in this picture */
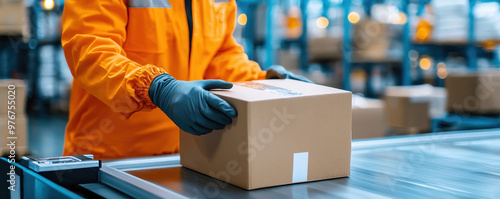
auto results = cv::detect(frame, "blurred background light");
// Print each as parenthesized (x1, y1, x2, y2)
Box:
(348, 12, 360, 24)
(316, 17, 329, 29)
(415, 20, 432, 42)
(419, 57, 432, 70)
(417, 27, 430, 42)
(391, 12, 407, 24)
(437, 68, 447, 79)
(43, 0, 54, 10)
(437, 62, 446, 69)
(287, 12, 300, 29)
(409, 50, 419, 61)
(238, 13, 247, 26)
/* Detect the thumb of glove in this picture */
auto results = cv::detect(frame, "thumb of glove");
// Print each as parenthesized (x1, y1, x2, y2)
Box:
(266, 65, 289, 79)
(199, 80, 234, 90)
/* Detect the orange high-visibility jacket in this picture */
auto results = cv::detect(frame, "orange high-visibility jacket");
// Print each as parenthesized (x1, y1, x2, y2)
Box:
(61, 0, 266, 159)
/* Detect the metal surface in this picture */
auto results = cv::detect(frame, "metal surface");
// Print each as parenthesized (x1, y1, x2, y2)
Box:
(102, 129, 500, 198)
(1, 158, 85, 199)
(22, 155, 98, 172)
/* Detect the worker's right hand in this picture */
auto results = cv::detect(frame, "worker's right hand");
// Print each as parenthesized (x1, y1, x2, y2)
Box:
(266, 65, 314, 83)
(148, 74, 237, 136)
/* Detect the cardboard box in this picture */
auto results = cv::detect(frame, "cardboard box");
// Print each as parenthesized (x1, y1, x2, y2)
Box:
(279, 49, 300, 70)
(384, 85, 446, 134)
(0, 79, 27, 114)
(180, 79, 352, 190)
(385, 96, 429, 134)
(0, 114, 28, 155)
(352, 19, 389, 61)
(308, 36, 342, 62)
(446, 72, 500, 114)
(0, 0, 29, 36)
(1, 145, 28, 156)
(352, 96, 386, 139)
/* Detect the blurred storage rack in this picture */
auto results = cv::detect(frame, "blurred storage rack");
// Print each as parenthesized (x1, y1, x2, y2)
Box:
(0, 0, 70, 115)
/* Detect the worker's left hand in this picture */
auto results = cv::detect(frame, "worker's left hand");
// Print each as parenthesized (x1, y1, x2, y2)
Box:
(266, 65, 314, 83)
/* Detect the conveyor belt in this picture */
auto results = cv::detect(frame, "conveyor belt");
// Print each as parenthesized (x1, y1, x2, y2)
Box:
(101, 129, 500, 198)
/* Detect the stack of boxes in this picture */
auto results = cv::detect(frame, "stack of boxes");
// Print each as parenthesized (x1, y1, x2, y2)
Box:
(0, 0, 29, 38)
(307, 36, 342, 62)
(474, 2, 500, 42)
(0, 79, 28, 156)
(446, 71, 500, 114)
(352, 19, 390, 61)
(431, 0, 469, 43)
(384, 85, 447, 134)
(352, 95, 386, 139)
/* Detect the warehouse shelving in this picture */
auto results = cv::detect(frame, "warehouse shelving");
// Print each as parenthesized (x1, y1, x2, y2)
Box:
(342, 0, 500, 96)
(409, 0, 500, 87)
(342, 0, 411, 96)
(3, 0, 499, 116)
(409, 0, 500, 133)
(237, 0, 339, 71)
(236, 0, 284, 69)
(239, 0, 410, 96)
(238, 0, 499, 98)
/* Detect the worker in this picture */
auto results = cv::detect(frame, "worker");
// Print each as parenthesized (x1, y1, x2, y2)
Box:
(61, 0, 312, 159)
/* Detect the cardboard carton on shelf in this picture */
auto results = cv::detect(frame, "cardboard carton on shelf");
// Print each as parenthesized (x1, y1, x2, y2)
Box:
(278, 49, 300, 70)
(352, 95, 386, 139)
(0, 79, 27, 114)
(308, 36, 342, 62)
(446, 71, 500, 114)
(352, 19, 389, 61)
(0, 0, 29, 37)
(1, 145, 28, 157)
(180, 79, 352, 190)
(384, 85, 447, 134)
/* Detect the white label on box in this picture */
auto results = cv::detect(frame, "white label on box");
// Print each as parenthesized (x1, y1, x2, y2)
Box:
(292, 152, 309, 183)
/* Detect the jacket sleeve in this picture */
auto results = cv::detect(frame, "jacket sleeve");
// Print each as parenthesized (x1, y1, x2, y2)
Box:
(204, 0, 267, 82)
(61, 0, 165, 117)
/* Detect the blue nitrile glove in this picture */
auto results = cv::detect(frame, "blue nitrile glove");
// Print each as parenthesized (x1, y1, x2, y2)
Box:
(266, 65, 314, 83)
(149, 74, 237, 136)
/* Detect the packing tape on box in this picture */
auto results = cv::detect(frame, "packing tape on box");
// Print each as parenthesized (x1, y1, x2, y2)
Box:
(236, 82, 303, 97)
(292, 152, 309, 183)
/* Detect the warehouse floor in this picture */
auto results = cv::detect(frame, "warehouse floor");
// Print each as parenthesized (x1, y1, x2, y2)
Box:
(27, 114, 67, 158)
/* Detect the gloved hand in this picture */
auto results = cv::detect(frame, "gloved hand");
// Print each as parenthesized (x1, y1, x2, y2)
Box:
(266, 65, 314, 83)
(149, 74, 237, 136)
